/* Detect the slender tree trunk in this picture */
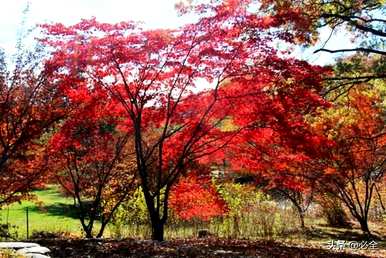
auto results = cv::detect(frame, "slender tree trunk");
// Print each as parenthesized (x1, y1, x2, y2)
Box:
(279, 190, 307, 230)
(96, 195, 129, 238)
(299, 210, 305, 230)
(97, 221, 107, 238)
(142, 187, 166, 241)
(358, 218, 372, 236)
(76, 198, 94, 238)
(292, 201, 306, 230)
(79, 214, 94, 238)
(233, 215, 240, 238)
(150, 217, 165, 241)
(140, 166, 172, 241)
(83, 225, 93, 238)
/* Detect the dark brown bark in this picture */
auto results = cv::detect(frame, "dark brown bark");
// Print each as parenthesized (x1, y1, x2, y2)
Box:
(278, 189, 312, 230)
(151, 217, 165, 242)
(358, 218, 371, 237)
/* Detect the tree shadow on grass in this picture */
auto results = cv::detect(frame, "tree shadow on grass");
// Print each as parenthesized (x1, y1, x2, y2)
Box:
(304, 225, 385, 242)
(32, 186, 61, 195)
(29, 203, 79, 220)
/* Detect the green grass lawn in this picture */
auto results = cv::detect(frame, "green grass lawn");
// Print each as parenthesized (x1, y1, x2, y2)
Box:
(0, 185, 83, 239)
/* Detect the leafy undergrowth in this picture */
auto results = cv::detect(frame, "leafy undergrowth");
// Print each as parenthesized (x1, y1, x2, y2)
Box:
(35, 238, 377, 258)
(0, 248, 23, 258)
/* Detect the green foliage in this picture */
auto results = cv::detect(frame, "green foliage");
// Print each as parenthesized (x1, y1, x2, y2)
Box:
(109, 187, 150, 239)
(213, 182, 298, 238)
(324, 54, 386, 101)
(217, 182, 262, 216)
(0, 221, 18, 240)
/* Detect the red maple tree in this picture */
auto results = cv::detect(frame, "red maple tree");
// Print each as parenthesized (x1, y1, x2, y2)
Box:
(40, 0, 331, 240)
(314, 89, 386, 235)
(47, 81, 137, 238)
(0, 47, 65, 205)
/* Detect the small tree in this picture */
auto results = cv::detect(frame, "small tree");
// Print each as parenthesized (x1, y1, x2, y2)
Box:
(317, 193, 351, 228)
(48, 85, 137, 238)
(0, 44, 65, 205)
(314, 88, 385, 236)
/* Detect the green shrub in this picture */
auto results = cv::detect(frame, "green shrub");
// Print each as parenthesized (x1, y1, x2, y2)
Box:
(212, 182, 298, 239)
(109, 188, 150, 239)
(0, 221, 18, 240)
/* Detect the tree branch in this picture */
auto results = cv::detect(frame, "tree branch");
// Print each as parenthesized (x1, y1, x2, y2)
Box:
(314, 47, 386, 55)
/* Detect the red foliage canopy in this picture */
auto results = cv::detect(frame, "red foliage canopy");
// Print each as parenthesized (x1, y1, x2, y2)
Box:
(39, 0, 332, 240)
(170, 167, 227, 221)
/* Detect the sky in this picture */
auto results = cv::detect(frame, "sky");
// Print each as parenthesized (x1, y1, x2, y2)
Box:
(0, 0, 355, 66)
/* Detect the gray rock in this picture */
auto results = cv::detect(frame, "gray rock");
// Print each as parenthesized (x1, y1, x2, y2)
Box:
(0, 242, 40, 249)
(0, 242, 51, 257)
(16, 246, 51, 254)
(213, 249, 241, 255)
(24, 254, 50, 258)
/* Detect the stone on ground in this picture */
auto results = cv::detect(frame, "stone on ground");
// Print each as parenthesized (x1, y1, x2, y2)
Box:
(0, 242, 51, 258)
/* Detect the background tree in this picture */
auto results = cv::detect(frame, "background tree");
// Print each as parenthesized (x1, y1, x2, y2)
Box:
(213, 68, 332, 229)
(0, 45, 65, 205)
(257, 0, 385, 92)
(317, 193, 351, 228)
(323, 53, 386, 100)
(48, 83, 137, 238)
(256, 0, 385, 54)
(312, 87, 386, 236)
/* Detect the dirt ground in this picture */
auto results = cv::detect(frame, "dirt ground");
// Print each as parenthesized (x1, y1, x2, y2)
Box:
(35, 238, 378, 258)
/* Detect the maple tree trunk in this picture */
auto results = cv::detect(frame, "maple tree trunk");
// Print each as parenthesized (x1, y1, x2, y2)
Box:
(80, 220, 94, 238)
(85, 230, 93, 238)
(358, 217, 372, 237)
(338, 180, 375, 237)
(97, 221, 108, 238)
(283, 190, 307, 230)
(147, 192, 169, 241)
(75, 192, 93, 238)
(299, 210, 305, 230)
(79, 216, 94, 238)
(141, 186, 167, 241)
(341, 197, 372, 237)
(150, 218, 165, 242)
(293, 204, 306, 230)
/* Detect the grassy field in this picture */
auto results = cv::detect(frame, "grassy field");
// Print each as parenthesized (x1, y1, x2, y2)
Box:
(0, 185, 83, 239)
